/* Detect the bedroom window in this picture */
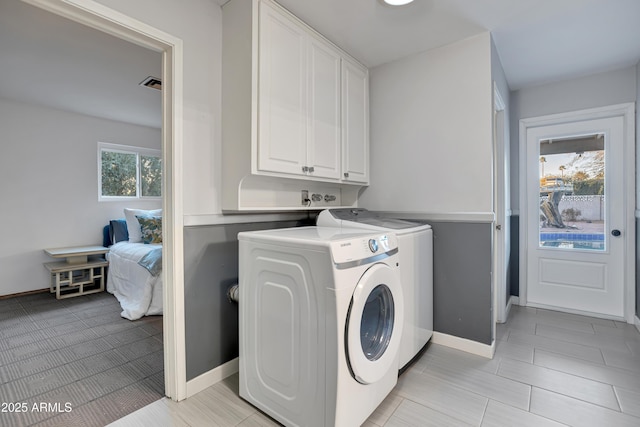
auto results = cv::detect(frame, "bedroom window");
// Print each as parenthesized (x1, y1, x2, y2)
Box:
(98, 142, 162, 200)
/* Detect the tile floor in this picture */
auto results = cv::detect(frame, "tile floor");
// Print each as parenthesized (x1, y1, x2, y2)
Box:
(110, 305, 640, 426)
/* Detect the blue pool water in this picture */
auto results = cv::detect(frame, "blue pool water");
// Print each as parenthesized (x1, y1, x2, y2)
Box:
(539, 233, 605, 250)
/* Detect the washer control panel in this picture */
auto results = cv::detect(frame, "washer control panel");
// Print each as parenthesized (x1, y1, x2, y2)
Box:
(331, 233, 397, 265)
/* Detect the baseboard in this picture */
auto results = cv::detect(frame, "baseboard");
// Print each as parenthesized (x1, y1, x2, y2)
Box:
(431, 332, 496, 359)
(503, 296, 519, 321)
(185, 357, 239, 398)
(635, 316, 640, 334)
(0, 288, 49, 299)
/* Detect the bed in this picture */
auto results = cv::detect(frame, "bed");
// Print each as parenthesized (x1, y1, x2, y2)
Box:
(105, 208, 163, 320)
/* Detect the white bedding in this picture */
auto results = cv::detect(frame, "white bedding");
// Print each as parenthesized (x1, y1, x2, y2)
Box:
(107, 241, 163, 320)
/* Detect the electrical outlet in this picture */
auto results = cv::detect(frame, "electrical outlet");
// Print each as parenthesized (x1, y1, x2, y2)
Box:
(301, 190, 309, 205)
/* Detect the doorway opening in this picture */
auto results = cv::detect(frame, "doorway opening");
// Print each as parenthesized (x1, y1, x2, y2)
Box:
(22, 0, 186, 402)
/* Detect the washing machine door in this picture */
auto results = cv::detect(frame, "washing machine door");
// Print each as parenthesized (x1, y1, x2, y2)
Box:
(347, 262, 403, 385)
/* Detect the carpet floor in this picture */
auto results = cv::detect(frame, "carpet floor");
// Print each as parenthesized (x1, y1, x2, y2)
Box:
(0, 291, 164, 427)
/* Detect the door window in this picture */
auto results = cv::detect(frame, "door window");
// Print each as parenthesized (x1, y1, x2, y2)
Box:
(360, 284, 394, 361)
(538, 134, 605, 251)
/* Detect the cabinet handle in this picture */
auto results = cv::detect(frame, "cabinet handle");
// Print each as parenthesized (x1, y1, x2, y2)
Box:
(344, 172, 349, 178)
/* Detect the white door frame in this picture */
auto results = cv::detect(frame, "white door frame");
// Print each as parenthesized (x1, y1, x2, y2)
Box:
(493, 82, 509, 324)
(519, 103, 635, 323)
(23, 0, 187, 400)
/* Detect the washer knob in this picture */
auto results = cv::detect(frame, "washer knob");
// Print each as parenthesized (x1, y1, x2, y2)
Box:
(368, 239, 378, 253)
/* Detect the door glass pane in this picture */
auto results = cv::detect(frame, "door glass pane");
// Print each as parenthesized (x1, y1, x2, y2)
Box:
(360, 284, 394, 361)
(539, 134, 605, 251)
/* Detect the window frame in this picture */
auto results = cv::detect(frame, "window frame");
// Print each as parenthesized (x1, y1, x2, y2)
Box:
(98, 142, 162, 202)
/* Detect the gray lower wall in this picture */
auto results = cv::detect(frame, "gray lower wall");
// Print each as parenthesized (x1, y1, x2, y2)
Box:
(426, 221, 493, 345)
(183, 219, 300, 381)
(184, 216, 495, 379)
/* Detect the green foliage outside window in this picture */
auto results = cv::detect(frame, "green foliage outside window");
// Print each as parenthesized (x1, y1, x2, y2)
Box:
(99, 144, 161, 199)
(101, 151, 137, 197)
(141, 155, 162, 197)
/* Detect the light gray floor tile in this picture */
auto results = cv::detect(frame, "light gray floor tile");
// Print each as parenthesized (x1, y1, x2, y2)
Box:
(616, 387, 640, 418)
(536, 323, 632, 353)
(602, 348, 640, 373)
(627, 339, 640, 356)
(237, 412, 281, 427)
(501, 315, 537, 335)
(534, 350, 640, 394)
(419, 344, 502, 375)
(497, 358, 619, 410)
(494, 339, 535, 364)
(535, 309, 617, 327)
(365, 390, 403, 426)
(106, 399, 189, 427)
(532, 311, 598, 334)
(496, 323, 510, 341)
(167, 374, 257, 427)
(530, 387, 640, 427)
(481, 400, 566, 427)
(424, 356, 531, 410)
(385, 398, 472, 427)
(593, 322, 640, 339)
(395, 370, 488, 425)
(507, 330, 605, 364)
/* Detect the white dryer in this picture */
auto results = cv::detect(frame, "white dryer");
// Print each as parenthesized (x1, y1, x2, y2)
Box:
(238, 227, 403, 427)
(317, 208, 433, 370)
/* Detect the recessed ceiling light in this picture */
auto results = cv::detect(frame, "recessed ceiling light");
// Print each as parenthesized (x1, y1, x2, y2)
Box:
(382, 0, 415, 6)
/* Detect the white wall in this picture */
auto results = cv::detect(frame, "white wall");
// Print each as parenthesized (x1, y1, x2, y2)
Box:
(0, 97, 161, 295)
(359, 33, 494, 214)
(94, 0, 223, 217)
(510, 65, 638, 208)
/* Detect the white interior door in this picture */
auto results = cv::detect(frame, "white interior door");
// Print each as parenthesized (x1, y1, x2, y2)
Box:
(525, 116, 625, 318)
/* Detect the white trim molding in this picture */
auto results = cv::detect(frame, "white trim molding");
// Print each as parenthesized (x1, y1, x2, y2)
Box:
(184, 212, 307, 227)
(379, 211, 495, 223)
(186, 358, 239, 398)
(23, 0, 187, 401)
(431, 332, 496, 359)
(635, 316, 640, 334)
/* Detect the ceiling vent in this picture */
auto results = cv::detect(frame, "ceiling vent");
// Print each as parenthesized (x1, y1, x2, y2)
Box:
(139, 76, 162, 90)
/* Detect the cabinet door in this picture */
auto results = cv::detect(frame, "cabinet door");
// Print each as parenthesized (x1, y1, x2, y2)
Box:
(341, 57, 369, 184)
(258, 1, 307, 176)
(307, 35, 341, 180)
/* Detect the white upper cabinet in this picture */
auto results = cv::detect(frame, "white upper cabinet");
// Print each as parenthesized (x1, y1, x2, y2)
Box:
(221, 0, 369, 210)
(342, 57, 369, 184)
(258, 0, 342, 180)
(306, 34, 342, 180)
(257, 2, 308, 176)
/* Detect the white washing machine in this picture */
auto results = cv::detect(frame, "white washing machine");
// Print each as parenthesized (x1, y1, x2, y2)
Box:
(238, 227, 403, 427)
(317, 208, 433, 370)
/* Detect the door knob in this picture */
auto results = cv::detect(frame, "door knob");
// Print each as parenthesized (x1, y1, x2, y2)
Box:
(611, 229, 621, 237)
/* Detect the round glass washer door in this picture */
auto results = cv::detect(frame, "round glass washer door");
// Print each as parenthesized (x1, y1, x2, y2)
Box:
(347, 263, 403, 384)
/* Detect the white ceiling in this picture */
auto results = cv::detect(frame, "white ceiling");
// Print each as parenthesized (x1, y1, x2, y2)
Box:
(1, 0, 639, 129)
(273, 0, 640, 89)
(0, 0, 162, 129)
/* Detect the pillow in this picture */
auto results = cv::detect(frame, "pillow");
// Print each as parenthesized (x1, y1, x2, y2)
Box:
(124, 208, 162, 243)
(109, 219, 129, 244)
(136, 214, 162, 244)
